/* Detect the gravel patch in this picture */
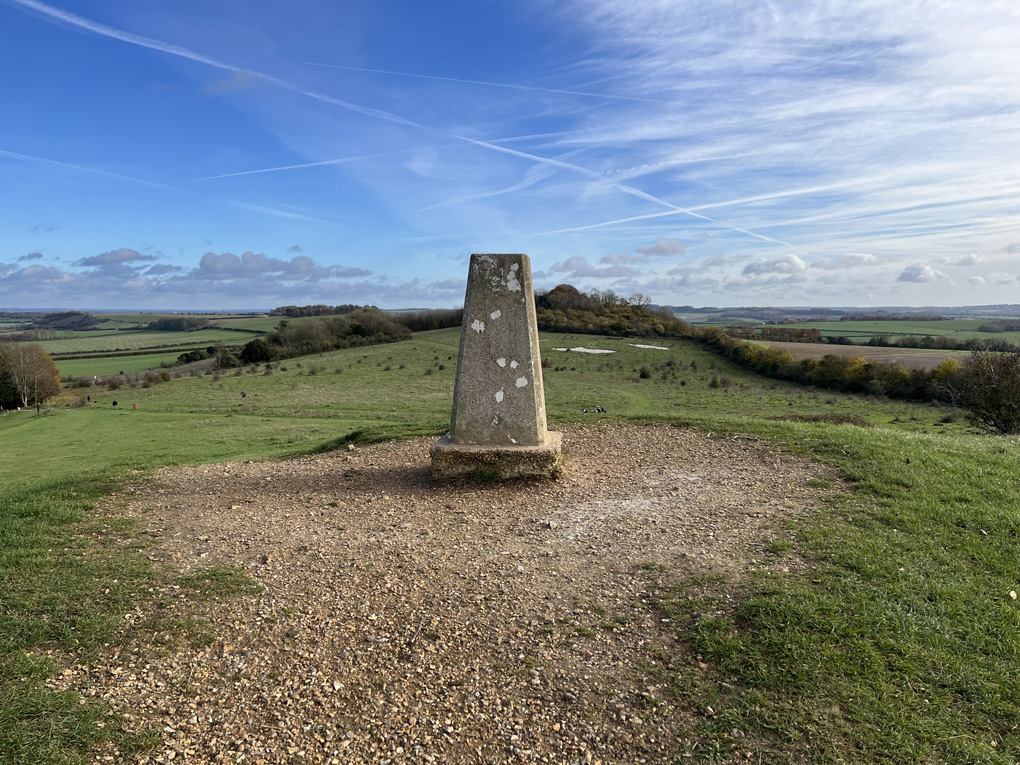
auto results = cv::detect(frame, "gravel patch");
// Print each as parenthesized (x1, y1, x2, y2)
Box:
(51, 424, 835, 764)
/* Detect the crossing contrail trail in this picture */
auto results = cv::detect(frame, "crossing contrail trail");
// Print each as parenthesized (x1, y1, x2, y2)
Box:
(306, 62, 658, 103)
(460, 138, 791, 245)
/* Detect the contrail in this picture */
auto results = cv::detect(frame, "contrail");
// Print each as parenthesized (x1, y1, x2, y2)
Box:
(0, 148, 345, 224)
(190, 130, 591, 182)
(190, 148, 436, 181)
(0, 147, 170, 189)
(539, 176, 890, 236)
(418, 166, 558, 212)
(306, 62, 657, 103)
(11, 0, 794, 250)
(461, 138, 790, 245)
(11, 0, 421, 129)
(228, 200, 339, 223)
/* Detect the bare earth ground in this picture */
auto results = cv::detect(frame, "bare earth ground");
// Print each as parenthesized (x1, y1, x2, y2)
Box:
(50, 424, 836, 764)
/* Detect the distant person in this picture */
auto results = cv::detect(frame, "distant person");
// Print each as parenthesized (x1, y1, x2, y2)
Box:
(112, 401, 118, 410)
(241, 390, 247, 399)
(87, 395, 91, 403)
(36, 403, 40, 414)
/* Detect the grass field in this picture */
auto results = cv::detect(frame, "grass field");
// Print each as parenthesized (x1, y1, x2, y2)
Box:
(33, 328, 252, 355)
(3, 329, 1019, 763)
(755, 340, 971, 369)
(54, 351, 189, 379)
(769, 319, 1020, 346)
(88, 313, 263, 330)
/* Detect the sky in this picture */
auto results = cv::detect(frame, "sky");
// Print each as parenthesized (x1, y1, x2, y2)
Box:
(1, 0, 1019, 310)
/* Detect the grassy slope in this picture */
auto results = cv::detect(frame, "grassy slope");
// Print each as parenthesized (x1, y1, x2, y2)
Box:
(3, 328, 1018, 763)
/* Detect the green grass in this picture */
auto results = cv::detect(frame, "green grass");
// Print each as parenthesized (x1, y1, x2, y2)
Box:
(772, 318, 1020, 346)
(641, 422, 1020, 762)
(3, 328, 1016, 762)
(55, 351, 187, 378)
(34, 329, 251, 355)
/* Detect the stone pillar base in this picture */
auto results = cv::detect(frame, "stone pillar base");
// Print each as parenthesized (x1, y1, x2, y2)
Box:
(430, 432, 562, 480)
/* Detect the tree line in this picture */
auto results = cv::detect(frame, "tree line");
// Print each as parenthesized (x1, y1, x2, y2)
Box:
(231, 307, 412, 365)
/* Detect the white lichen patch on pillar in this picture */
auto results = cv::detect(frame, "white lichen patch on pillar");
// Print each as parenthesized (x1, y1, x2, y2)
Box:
(432, 253, 561, 480)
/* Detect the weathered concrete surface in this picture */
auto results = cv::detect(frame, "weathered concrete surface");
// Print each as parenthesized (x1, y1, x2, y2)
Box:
(432, 253, 561, 479)
(430, 432, 563, 480)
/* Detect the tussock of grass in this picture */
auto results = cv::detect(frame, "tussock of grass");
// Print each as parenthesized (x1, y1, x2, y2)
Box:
(772, 413, 874, 427)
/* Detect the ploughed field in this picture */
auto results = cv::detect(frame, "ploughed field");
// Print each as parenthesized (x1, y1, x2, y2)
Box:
(755, 340, 970, 369)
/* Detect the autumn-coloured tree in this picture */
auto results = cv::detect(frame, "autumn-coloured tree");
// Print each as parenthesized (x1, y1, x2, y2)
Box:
(0, 343, 61, 408)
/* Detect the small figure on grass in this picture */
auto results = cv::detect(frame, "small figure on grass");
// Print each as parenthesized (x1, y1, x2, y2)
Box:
(112, 400, 118, 410)
(241, 390, 247, 399)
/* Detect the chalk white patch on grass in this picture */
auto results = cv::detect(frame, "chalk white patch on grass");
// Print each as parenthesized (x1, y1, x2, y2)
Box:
(630, 343, 669, 350)
(552, 347, 616, 354)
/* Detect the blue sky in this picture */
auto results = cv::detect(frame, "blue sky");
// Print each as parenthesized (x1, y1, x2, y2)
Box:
(2, 0, 1018, 310)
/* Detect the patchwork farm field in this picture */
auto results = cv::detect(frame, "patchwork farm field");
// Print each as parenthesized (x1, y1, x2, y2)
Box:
(756, 340, 971, 369)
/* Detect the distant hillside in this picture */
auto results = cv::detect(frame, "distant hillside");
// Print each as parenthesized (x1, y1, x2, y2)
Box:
(30, 311, 99, 331)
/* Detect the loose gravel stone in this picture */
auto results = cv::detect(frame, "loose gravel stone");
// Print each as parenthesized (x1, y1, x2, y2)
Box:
(49, 424, 835, 763)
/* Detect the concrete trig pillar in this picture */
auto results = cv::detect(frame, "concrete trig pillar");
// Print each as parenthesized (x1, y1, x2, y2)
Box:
(431, 254, 562, 479)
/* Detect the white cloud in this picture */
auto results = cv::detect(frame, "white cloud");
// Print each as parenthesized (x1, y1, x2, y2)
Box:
(897, 264, 948, 283)
(950, 254, 983, 266)
(76, 248, 155, 267)
(743, 254, 807, 277)
(549, 256, 635, 279)
(635, 237, 687, 257)
(967, 276, 985, 287)
(810, 253, 878, 270)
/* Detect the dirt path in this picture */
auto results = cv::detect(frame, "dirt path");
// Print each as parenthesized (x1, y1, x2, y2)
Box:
(54, 424, 835, 764)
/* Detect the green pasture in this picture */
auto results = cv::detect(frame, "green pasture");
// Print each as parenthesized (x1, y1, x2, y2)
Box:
(88, 312, 258, 329)
(33, 328, 250, 355)
(3, 329, 1019, 763)
(777, 318, 1020, 345)
(55, 351, 186, 379)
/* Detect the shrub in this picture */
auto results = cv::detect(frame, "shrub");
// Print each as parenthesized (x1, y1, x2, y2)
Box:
(954, 350, 1020, 434)
(639, 366, 651, 379)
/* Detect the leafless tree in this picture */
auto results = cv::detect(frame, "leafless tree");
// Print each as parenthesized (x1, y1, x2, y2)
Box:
(0, 343, 61, 408)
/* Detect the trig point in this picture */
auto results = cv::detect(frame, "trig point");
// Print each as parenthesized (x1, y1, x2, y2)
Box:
(431, 253, 562, 480)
